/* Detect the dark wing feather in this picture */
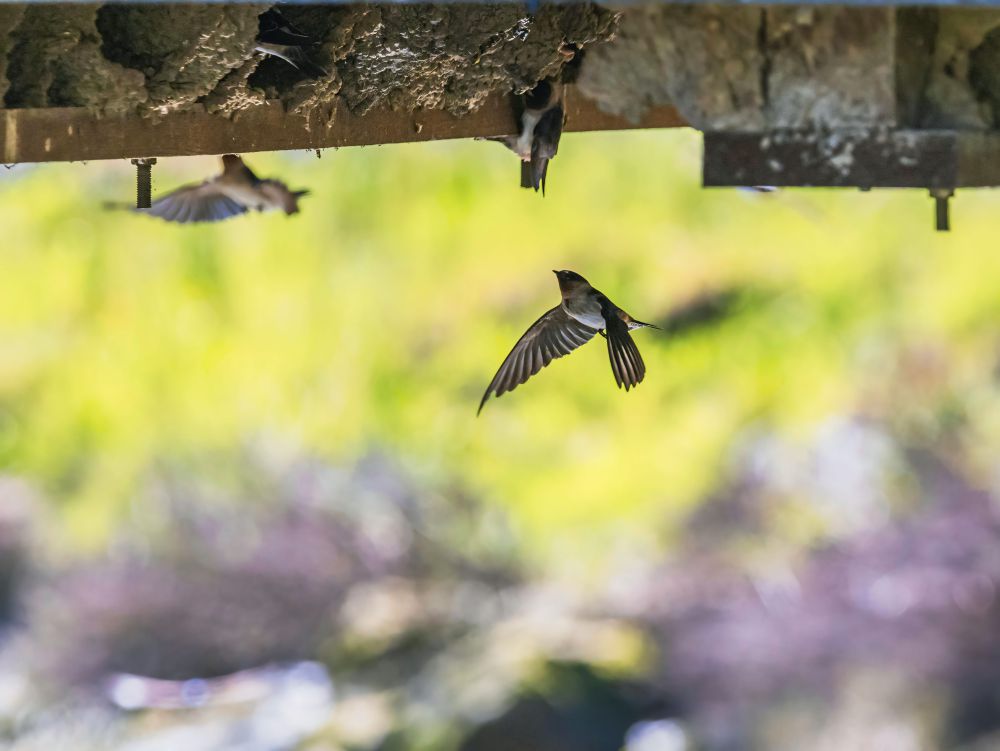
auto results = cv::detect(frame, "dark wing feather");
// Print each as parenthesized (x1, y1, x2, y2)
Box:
(143, 182, 248, 224)
(601, 299, 646, 391)
(478, 305, 599, 413)
(527, 105, 562, 195)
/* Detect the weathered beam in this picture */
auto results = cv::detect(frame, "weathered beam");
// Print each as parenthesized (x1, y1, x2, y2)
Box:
(702, 130, 1000, 189)
(0, 89, 687, 164)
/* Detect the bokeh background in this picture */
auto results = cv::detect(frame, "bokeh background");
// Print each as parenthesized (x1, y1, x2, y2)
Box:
(3, 129, 1000, 750)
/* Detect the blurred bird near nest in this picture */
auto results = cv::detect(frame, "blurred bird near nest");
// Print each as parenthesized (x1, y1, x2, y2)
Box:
(107, 155, 309, 224)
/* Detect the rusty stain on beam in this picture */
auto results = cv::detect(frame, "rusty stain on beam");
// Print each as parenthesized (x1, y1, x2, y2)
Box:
(0, 88, 687, 164)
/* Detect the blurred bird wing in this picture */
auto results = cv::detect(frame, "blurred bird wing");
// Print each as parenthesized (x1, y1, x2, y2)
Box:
(601, 299, 646, 391)
(144, 181, 249, 224)
(479, 305, 599, 413)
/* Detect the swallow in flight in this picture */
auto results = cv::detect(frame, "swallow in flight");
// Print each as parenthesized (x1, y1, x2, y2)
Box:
(134, 155, 308, 224)
(479, 270, 657, 413)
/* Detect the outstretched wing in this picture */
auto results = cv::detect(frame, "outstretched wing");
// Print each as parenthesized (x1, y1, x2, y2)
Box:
(142, 182, 248, 224)
(479, 305, 599, 414)
(601, 299, 646, 391)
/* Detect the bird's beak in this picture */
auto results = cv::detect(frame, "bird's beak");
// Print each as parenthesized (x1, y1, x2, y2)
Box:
(552, 270, 558, 275)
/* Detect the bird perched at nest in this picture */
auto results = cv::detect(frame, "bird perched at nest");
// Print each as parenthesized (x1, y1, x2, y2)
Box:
(486, 79, 565, 196)
(478, 270, 657, 413)
(255, 7, 328, 78)
(121, 155, 308, 224)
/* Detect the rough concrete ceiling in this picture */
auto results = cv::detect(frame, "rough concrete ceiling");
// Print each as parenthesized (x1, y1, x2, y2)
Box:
(0, 4, 617, 116)
(3, 4, 1000, 130)
(4, 0, 1000, 219)
(577, 5, 1000, 130)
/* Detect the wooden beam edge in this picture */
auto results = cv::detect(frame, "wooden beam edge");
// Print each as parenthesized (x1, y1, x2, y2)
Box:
(0, 89, 687, 164)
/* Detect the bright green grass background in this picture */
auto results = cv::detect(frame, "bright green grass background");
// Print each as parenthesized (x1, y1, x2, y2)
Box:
(2, 129, 999, 564)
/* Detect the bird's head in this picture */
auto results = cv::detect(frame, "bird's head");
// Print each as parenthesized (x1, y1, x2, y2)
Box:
(553, 269, 589, 294)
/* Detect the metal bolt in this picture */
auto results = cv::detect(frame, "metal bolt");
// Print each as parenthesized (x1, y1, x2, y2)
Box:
(931, 188, 953, 232)
(131, 158, 157, 209)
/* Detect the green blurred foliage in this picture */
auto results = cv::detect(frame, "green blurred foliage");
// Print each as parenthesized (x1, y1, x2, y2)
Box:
(1, 130, 999, 562)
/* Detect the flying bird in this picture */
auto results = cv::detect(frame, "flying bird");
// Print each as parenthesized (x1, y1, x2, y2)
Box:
(255, 8, 328, 78)
(129, 154, 308, 224)
(478, 270, 657, 414)
(487, 79, 565, 195)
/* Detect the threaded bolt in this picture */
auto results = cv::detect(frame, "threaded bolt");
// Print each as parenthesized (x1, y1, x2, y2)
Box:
(931, 188, 953, 232)
(131, 158, 157, 209)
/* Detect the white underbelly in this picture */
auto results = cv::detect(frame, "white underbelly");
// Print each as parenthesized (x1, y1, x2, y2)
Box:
(564, 301, 606, 329)
(220, 184, 273, 211)
(514, 111, 541, 160)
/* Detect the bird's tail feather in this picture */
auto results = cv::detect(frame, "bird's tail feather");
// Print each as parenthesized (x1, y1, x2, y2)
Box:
(530, 156, 550, 196)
